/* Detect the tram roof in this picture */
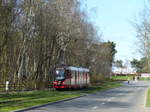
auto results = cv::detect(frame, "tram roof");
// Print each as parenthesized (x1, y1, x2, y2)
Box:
(68, 66, 89, 72)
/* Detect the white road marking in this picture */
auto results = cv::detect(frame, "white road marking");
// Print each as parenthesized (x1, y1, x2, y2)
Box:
(92, 106, 98, 109)
(111, 97, 115, 100)
(106, 97, 115, 102)
(101, 102, 105, 105)
(107, 99, 111, 102)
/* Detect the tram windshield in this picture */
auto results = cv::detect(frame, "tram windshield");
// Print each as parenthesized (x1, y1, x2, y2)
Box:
(55, 69, 65, 81)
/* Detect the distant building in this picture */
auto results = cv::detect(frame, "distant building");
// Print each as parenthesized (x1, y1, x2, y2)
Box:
(141, 73, 150, 78)
(112, 66, 136, 76)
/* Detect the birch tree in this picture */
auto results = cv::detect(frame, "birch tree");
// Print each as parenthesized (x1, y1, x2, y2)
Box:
(134, 4, 150, 72)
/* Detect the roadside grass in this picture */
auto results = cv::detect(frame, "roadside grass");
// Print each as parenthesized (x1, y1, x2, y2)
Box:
(75, 80, 122, 94)
(146, 88, 150, 107)
(140, 77, 150, 81)
(111, 76, 133, 81)
(0, 91, 80, 112)
(112, 76, 150, 81)
(0, 80, 122, 112)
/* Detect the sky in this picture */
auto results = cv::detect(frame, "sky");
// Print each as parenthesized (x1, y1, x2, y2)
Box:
(86, 0, 146, 62)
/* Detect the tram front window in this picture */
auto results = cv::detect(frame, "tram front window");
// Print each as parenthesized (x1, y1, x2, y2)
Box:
(55, 69, 65, 81)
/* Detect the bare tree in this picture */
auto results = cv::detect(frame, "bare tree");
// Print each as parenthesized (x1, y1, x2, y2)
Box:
(0, 0, 117, 89)
(134, 3, 150, 72)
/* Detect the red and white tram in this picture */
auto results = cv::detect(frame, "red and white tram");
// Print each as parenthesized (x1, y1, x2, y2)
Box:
(53, 65, 90, 89)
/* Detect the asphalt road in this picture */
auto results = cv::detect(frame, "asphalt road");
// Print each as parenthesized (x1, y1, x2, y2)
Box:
(23, 81, 150, 112)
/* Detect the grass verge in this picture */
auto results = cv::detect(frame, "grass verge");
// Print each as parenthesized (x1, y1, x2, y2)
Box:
(111, 76, 133, 81)
(140, 77, 150, 81)
(0, 80, 122, 112)
(146, 88, 150, 107)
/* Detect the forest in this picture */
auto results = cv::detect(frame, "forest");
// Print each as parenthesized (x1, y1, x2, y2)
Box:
(0, 0, 116, 90)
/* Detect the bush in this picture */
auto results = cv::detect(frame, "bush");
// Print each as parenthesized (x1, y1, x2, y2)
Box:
(90, 75, 107, 85)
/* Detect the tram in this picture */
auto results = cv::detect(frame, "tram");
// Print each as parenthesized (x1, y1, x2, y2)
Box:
(53, 65, 90, 89)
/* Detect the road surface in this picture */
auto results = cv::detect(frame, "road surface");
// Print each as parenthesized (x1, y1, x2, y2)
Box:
(23, 81, 150, 112)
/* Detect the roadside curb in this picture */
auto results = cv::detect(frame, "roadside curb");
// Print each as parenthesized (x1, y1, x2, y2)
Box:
(14, 94, 87, 112)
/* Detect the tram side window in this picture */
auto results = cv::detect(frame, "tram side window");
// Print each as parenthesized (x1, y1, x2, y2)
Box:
(65, 70, 71, 79)
(72, 71, 75, 78)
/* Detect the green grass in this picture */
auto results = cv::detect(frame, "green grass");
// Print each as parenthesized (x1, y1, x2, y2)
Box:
(111, 76, 133, 81)
(146, 88, 150, 107)
(0, 80, 122, 112)
(76, 80, 122, 94)
(0, 91, 80, 112)
(140, 77, 150, 81)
